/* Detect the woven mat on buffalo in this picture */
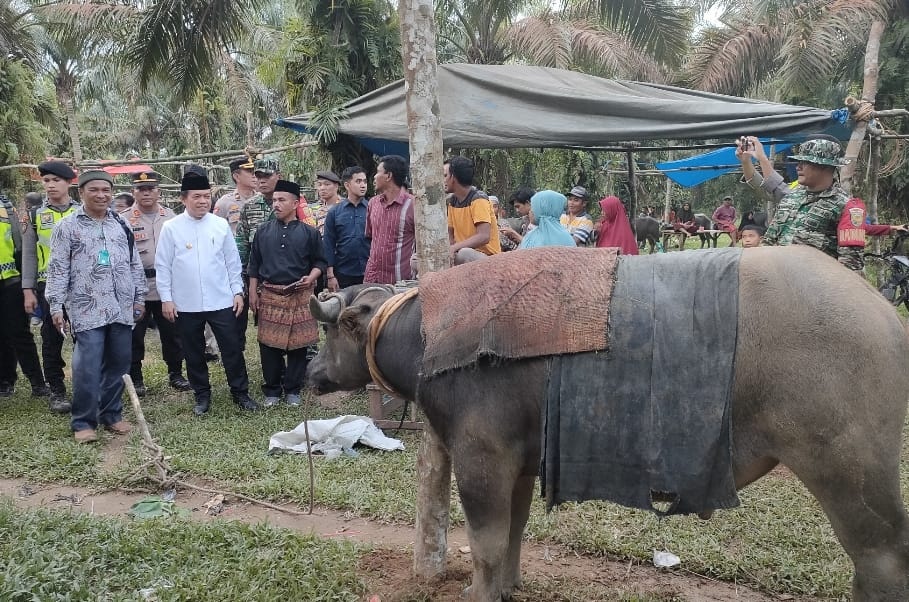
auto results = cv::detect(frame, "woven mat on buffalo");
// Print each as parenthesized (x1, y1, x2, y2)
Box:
(541, 248, 742, 516)
(257, 283, 319, 351)
(420, 247, 620, 377)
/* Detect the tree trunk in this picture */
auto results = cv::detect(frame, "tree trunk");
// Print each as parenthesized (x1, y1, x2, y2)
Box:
(840, 19, 886, 192)
(58, 88, 82, 163)
(399, 0, 452, 579)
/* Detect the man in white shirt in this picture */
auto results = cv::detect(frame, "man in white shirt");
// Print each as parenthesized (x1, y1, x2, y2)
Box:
(156, 171, 260, 415)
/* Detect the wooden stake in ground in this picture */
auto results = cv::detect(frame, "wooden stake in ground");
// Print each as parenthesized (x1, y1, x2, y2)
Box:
(398, 0, 453, 579)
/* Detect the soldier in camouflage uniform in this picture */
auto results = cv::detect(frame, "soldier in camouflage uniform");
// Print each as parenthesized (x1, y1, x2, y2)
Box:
(234, 158, 277, 350)
(736, 135, 863, 271)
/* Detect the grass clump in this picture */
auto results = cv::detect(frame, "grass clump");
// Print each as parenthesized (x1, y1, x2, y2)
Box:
(0, 499, 364, 601)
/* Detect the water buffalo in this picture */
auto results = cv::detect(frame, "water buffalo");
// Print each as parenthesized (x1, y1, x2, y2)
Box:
(693, 213, 717, 248)
(633, 215, 661, 253)
(306, 246, 909, 602)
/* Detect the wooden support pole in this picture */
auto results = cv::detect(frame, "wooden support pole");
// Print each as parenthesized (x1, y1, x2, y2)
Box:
(399, 0, 452, 579)
(841, 19, 886, 192)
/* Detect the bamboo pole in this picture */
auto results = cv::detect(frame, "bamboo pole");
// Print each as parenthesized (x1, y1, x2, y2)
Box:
(0, 140, 318, 173)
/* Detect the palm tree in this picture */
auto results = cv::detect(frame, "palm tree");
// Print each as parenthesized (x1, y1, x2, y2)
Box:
(436, 0, 692, 81)
(684, 0, 896, 102)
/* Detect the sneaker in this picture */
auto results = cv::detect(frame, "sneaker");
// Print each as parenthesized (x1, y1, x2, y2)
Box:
(104, 420, 133, 435)
(168, 373, 192, 392)
(232, 393, 260, 411)
(74, 429, 98, 444)
(263, 396, 280, 408)
(133, 383, 147, 398)
(193, 396, 211, 416)
(0, 383, 14, 398)
(30, 316, 42, 327)
(49, 390, 72, 414)
(285, 393, 302, 407)
(204, 352, 219, 363)
(31, 384, 51, 398)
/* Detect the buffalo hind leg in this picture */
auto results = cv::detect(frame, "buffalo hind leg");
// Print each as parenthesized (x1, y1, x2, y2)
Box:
(502, 474, 535, 596)
(786, 455, 909, 600)
(456, 456, 522, 601)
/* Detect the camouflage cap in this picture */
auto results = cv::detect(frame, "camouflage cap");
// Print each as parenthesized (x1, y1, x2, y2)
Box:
(254, 157, 279, 174)
(788, 138, 849, 167)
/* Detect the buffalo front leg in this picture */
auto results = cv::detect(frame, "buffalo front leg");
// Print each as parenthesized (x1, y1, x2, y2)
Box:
(786, 455, 909, 600)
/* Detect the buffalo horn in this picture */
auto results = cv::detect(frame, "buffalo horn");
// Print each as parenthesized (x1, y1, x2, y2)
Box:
(309, 293, 344, 323)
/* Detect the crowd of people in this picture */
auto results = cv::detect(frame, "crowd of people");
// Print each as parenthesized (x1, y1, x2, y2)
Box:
(0, 133, 901, 443)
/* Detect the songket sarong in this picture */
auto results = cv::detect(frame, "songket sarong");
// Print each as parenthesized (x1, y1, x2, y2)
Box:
(257, 283, 319, 350)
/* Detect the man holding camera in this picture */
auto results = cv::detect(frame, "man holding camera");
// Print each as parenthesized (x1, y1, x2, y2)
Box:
(736, 135, 862, 271)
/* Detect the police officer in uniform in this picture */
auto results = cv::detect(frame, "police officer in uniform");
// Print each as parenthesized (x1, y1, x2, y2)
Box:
(21, 161, 79, 412)
(0, 191, 48, 399)
(121, 171, 192, 396)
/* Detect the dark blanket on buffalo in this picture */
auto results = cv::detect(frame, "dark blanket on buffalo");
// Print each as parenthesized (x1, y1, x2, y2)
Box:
(420, 247, 619, 377)
(541, 248, 742, 516)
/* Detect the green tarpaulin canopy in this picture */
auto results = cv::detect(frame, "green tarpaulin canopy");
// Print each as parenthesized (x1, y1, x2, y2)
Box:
(275, 63, 835, 151)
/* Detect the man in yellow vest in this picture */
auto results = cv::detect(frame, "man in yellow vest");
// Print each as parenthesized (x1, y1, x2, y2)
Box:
(21, 161, 80, 413)
(0, 191, 49, 400)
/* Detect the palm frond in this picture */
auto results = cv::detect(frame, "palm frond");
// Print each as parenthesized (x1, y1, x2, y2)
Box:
(684, 19, 783, 95)
(565, 0, 693, 67)
(506, 14, 572, 69)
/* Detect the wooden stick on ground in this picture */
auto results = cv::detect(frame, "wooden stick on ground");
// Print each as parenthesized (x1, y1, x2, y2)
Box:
(120, 374, 310, 517)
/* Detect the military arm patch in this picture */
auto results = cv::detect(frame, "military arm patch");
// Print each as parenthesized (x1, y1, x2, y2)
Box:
(837, 198, 867, 247)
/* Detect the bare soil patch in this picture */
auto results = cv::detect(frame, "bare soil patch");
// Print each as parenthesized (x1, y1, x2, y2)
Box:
(0, 478, 813, 601)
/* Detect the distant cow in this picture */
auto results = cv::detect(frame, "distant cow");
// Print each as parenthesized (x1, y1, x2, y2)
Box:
(634, 216, 661, 253)
(693, 213, 717, 249)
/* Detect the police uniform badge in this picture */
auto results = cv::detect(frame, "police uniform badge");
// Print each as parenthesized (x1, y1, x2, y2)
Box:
(849, 206, 865, 228)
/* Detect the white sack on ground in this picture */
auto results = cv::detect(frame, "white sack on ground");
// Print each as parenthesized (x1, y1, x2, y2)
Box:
(269, 415, 405, 459)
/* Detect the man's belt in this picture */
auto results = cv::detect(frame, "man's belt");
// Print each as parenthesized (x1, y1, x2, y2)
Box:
(144, 268, 156, 277)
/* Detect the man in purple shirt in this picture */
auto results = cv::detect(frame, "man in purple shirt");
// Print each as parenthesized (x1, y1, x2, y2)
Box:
(712, 196, 738, 246)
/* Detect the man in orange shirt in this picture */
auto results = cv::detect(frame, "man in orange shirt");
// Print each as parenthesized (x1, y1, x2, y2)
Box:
(444, 156, 501, 265)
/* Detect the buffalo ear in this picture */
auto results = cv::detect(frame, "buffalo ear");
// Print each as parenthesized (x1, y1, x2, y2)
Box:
(338, 305, 370, 343)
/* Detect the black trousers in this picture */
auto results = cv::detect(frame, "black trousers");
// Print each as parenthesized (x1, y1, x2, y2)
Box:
(130, 299, 185, 382)
(259, 344, 309, 397)
(175, 307, 249, 400)
(36, 282, 66, 391)
(336, 273, 364, 289)
(0, 279, 45, 388)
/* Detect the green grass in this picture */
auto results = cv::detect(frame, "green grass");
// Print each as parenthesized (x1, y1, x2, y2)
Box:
(0, 499, 364, 601)
(3, 324, 908, 599)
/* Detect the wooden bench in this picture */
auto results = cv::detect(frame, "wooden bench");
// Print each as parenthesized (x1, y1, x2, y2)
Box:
(367, 383, 423, 430)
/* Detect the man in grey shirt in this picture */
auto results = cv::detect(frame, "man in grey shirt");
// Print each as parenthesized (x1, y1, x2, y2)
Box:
(46, 170, 147, 444)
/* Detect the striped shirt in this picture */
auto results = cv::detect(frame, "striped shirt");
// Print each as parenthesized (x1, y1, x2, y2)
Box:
(560, 212, 595, 245)
(363, 188, 415, 285)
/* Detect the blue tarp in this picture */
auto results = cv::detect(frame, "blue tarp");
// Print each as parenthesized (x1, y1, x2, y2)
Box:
(655, 141, 793, 188)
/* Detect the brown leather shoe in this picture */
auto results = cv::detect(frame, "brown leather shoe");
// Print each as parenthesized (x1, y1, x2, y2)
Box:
(74, 429, 99, 444)
(104, 420, 133, 435)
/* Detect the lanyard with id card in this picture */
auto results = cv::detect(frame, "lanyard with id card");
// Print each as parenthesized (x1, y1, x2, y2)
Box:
(97, 221, 110, 266)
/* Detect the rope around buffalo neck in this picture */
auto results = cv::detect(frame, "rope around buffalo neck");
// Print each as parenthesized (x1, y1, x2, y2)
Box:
(366, 287, 420, 399)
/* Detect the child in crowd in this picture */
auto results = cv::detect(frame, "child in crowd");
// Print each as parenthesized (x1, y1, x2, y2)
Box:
(740, 224, 765, 248)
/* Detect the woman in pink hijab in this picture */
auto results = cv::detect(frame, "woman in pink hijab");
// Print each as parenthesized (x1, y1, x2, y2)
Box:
(595, 196, 638, 255)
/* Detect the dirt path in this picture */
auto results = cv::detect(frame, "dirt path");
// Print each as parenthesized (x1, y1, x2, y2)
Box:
(0, 476, 812, 601)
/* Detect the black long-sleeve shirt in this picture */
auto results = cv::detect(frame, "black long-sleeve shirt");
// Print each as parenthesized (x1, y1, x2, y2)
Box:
(248, 218, 327, 285)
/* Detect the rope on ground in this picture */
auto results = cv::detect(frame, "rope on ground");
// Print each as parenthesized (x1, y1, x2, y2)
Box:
(120, 374, 311, 517)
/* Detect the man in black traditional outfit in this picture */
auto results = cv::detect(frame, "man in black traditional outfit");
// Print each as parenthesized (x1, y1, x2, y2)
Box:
(248, 180, 326, 407)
